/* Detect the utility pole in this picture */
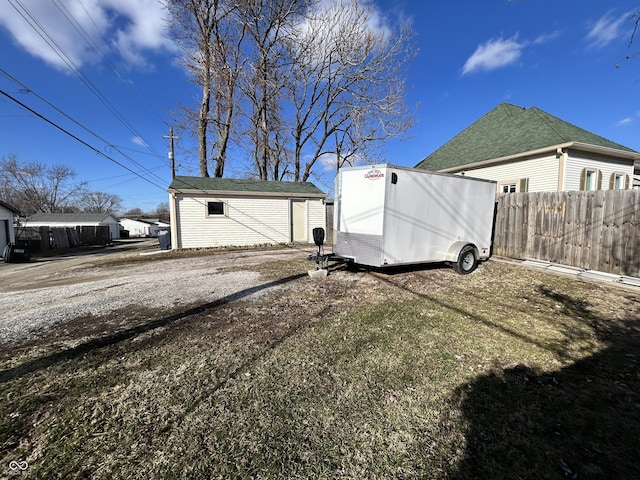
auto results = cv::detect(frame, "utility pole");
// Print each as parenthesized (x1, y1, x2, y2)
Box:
(163, 126, 179, 179)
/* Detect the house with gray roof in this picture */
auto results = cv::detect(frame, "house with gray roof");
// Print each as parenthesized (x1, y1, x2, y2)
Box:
(416, 103, 640, 193)
(23, 212, 120, 240)
(167, 176, 326, 249)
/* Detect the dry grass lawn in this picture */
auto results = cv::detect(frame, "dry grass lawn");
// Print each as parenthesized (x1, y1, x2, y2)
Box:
(1, 256, 639, 479)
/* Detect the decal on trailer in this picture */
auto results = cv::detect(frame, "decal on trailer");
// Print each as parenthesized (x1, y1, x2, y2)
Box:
(364, 169, 384, 180)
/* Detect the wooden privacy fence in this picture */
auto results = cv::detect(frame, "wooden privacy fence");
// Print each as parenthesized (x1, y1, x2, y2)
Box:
(493, 189, 640, 277)
(17, 226, 112, 253)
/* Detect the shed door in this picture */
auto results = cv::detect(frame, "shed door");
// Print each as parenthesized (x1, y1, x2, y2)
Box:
(292, 200, 307, 242)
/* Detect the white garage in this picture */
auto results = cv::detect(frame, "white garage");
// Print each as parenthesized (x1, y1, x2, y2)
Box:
(168, 176, 326, 249)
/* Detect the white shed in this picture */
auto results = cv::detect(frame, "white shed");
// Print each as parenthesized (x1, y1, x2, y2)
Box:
(23, 213, 121, 240)
(168, 176, 326, 249)
(120, 218, 169, 237)
(0, 200, 19, 257)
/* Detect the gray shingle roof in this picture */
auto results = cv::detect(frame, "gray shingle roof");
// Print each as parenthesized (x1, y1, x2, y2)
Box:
(168, 176, 325, 196)
(27, 213, 118, 223)
(416, 103, 638, 171)
(0, 200, 20, 213)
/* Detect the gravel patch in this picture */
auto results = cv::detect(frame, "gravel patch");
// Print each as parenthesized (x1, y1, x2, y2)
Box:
(0, 250, 307, 347)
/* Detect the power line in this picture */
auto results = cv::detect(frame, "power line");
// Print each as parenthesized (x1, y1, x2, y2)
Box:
(0, 88, 167, 191)
(7, 0, 166, 161)
(0, 69, 168, 186)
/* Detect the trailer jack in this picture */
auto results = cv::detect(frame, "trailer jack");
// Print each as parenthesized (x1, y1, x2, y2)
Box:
(307, 227, 328, 278)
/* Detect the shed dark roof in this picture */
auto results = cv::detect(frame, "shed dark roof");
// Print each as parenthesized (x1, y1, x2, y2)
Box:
(27, 213, 118, 223)
(0, 200, 20, 213)
(416, 103, 638, 171)
(168, 176, 325, 196)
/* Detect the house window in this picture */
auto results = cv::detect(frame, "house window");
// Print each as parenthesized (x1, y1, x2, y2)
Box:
(585, 170, 597, 191)
(501, 183, 517, 193)
(580, 168, 601, 191)
(611, 172, 627, 190)
(207, 201, 225, 216)
(497, 178, 527, 194)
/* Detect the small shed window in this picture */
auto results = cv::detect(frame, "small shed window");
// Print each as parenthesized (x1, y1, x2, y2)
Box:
(207, 201, 225, 216)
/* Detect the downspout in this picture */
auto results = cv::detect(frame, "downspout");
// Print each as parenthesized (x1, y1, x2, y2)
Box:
(556, 147, 566, 191)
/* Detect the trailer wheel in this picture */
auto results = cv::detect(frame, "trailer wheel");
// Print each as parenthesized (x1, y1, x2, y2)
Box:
(453, 245, 478, 274)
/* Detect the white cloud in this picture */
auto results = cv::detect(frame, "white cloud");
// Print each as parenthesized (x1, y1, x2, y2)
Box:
(132, 136, 148, 147)
(533, 31, 561, 45)
(586, 10, 633, 49)
(318, 153, 339, 173)
(0, 0, 176, 71)
(290, 0, 392, 66)
(462, 36, 524, 75)
(616, 117, 633, 126)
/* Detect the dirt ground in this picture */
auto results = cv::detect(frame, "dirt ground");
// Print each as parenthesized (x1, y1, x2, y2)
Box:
(1, 239, 637, 357)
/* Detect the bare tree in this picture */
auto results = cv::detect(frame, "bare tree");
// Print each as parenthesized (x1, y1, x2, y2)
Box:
(79, 192, 123, 214)
(166, 0, 416, 182)
(155, 202, 171, 221)
(165, 0, 245, 177)
(123, 207, 144, 217)
(237, 0, 310, 180)
(0, 154, 87, 215)
(286, 0, 416, 181)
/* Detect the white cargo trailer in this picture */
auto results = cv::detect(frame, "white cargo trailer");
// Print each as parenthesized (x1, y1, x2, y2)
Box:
(333, 164, 496, 274)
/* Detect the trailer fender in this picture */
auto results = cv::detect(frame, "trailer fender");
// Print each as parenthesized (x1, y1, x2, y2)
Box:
(443, 241, 476, 263)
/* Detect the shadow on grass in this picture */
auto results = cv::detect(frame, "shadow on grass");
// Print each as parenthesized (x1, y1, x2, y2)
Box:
(0, 273, 307, 384)
(372, 272, 640, 478)
(372, 273, 596, 364)
(449, 287, 640, 480)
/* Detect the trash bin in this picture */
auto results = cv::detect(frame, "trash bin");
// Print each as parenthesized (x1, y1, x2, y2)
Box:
(4, 240, 31, 263)
(157, 230, 171, 250)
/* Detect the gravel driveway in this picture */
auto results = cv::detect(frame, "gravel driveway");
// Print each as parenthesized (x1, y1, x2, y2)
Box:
(0, 242, 312, 346)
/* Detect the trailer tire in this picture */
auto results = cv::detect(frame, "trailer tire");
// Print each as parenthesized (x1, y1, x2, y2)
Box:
(453, 245, 478, 274)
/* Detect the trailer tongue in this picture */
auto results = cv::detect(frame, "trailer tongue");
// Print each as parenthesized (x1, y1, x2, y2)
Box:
(318, 164, 496, 275)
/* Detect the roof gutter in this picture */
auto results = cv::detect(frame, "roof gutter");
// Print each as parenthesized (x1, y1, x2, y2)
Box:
(167, 188, 326, 199)
(437, 141, 640, 173)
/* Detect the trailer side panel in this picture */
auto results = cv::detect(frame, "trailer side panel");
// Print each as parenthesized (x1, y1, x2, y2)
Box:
(334, 165, 496, 268)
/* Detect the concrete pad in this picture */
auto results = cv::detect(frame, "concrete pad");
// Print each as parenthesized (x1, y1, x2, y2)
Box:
(581, 270, 622, 283)
(307, 269, 328, 279)
(548, 264, 585, 275)
(139, 249, 172, 256)
(522, 259, 551, 269)
(620, 276, 640, 287)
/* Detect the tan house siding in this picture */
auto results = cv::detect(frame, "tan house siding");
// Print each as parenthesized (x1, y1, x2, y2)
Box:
(460, 153, 559, 193)
(564, 151, 634, 191)
(173, 194, 326, 249)
(175, 195, 287, 248)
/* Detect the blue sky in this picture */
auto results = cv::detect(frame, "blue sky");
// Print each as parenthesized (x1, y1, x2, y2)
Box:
(1, 0, 639, 211)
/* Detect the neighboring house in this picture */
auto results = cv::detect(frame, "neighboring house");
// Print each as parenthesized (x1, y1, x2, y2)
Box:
(0, 200, 19, 257)
(416, 103, 640, 193)
(23, 213, 120, 240)
(120, 217, 170, 237)
(168, 176, 326, 249)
